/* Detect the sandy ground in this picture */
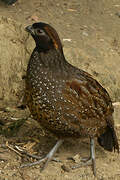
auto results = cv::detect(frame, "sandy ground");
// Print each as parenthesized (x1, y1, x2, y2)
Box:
(0, 0, 120, 179)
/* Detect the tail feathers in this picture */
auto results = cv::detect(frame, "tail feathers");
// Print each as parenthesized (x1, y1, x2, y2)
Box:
(97, 126, 119, 153)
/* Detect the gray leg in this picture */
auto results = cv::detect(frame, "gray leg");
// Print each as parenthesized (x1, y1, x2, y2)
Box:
(20, 139, 63, 170)
(72, 138, 96, 176)
(90, 138, 96, 176)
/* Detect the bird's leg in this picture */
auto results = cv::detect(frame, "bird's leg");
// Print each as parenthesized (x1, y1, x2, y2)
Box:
(90, 138, 96, 176)
(20, 139, 64, 170)
(72, 138, 96, 176)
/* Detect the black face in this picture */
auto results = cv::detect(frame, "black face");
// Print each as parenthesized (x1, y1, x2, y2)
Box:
(25, 22, 54, 51)
(26, 22, 63, 53)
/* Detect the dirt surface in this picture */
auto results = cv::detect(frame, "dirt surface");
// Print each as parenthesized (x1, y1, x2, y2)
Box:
(0, 0, 120, 179)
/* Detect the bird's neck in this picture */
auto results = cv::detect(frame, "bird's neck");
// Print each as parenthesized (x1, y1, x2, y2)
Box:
(33, 47, 68, 71)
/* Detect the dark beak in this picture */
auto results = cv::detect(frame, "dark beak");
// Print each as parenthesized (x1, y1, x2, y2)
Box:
(25, 25, 35, 35)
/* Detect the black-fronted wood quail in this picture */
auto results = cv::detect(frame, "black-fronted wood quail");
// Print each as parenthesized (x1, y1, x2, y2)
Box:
(23, 22, 119, 176)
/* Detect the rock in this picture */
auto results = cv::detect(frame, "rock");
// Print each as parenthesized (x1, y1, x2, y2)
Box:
(0, 16, 31, 101)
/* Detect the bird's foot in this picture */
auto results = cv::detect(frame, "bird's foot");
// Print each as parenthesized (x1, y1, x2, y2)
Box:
(71, 156, 96, 176)
(20, 139, 63, 171)
(71, 138, 96, 176)
(81, 157, 91, 162)
(20, 155, 48, 170)
(20, 153, 61, 169)
(71, 157, 92, 169)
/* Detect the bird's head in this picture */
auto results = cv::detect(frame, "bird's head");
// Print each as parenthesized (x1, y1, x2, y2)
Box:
(25, 22, 63, 53)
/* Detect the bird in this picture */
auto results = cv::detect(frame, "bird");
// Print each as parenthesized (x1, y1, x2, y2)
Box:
(1, 0, 17, 5)
(24, 22, 119, 176)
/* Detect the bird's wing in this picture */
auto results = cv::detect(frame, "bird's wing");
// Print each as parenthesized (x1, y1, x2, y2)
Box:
(58, 77, 114, 136)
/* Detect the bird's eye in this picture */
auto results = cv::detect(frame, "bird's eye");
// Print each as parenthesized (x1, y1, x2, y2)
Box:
(37, 29, 42, 33)
(36, 29, 45, 35)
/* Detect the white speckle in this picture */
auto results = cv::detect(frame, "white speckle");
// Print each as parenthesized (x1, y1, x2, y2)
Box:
(42, 104, 46, 107)
(44, 83, 47, 86)
(36, 92, 39, 96)
(37, 84, 40, 88)
(38, 100, 42, 104)
(39, 81, 42, 84)
(46, 87, 49, 90)
(41, 71, 44, 74)
(52, 105, 55, 109)
(62, 80, 65, 83)
(54, 99, 57, 102)
(44, 98, 47, 101)
(43, 93, 46, 97)
(60, 97, 63, 100)
(59, 107, 62, 110)
(52, 86, 55, 89)
(66, 107, 70, 110)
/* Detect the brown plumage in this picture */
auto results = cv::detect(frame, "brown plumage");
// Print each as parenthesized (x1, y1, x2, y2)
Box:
(24, 22, 119, 176)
